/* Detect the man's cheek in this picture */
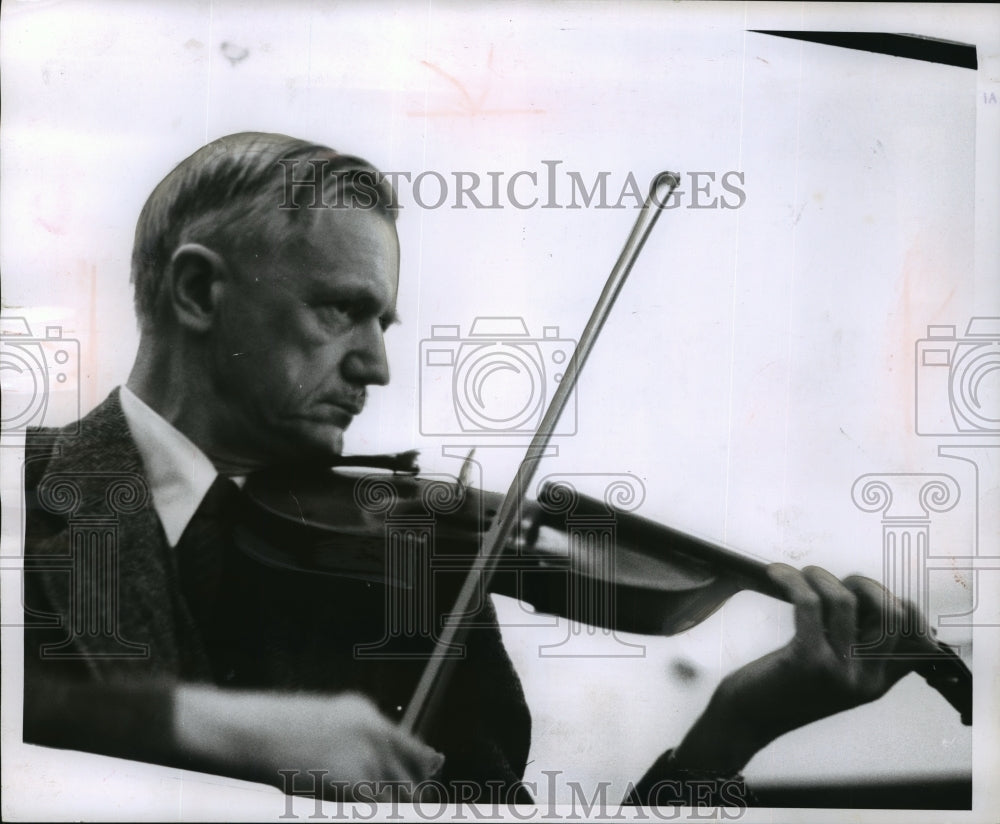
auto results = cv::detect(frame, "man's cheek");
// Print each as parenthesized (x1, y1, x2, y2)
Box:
(272, 371, 323, 411)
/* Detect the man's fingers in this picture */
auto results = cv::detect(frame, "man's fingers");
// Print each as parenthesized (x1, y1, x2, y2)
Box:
(769, 567, 929, 661)
(840, 575, 889, 637)
(769, 564, 870, 659)
(843, 574, 934, 656)
(766, 563, 825, 649)
(366, 739, 443, 802)
(802, 566, 858, 659)
(386, 729, 445, 783)
(351, 705, 443, 786)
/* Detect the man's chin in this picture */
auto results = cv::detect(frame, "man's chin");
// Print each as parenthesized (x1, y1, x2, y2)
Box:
(266, 423, 346, 467)
(297, 428, 346, 464)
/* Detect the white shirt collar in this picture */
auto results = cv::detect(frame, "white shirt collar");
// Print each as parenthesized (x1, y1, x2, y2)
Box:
(119, 385, 222, 547)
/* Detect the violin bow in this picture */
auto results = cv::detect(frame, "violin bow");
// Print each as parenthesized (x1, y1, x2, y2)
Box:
(401, 172, 682, 736)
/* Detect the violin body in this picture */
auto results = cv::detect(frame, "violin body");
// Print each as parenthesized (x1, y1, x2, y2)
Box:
(241, 466, 744, 637)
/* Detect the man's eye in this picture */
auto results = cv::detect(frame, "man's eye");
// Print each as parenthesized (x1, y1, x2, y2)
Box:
(315, 300, 393, 330)
(317, 302, 353, 321)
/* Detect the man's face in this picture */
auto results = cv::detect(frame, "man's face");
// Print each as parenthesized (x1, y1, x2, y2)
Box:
(207, 205, 400, 466)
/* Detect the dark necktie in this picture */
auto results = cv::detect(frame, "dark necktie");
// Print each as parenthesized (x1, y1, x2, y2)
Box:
(176, 475, 243, 651)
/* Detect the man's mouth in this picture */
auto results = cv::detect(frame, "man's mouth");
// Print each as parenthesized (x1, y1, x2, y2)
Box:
(323, 398, 364, 425)
(333, 396, 365, 416)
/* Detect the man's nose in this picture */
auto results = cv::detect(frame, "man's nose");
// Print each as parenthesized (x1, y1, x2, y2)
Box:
(342, 321, 390, 386)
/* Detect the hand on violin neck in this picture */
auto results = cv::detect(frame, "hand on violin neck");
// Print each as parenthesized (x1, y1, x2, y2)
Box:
(671, 564, 921, 774)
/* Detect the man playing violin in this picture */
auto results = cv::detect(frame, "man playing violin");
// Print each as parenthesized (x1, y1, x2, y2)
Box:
(22, 132, 940, 807)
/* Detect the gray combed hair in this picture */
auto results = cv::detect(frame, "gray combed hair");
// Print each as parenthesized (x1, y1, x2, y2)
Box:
(130, 131, 397, 329)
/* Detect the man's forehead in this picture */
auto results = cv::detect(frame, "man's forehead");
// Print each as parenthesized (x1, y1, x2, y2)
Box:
(255, 204, 396, 256)
(245, 206, 399, 294)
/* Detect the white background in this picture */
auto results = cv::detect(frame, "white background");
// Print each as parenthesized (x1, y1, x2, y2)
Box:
(2, 2, 999, 821)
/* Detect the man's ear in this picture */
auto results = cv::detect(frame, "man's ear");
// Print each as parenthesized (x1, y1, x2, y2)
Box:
(167, 243, 230, 332)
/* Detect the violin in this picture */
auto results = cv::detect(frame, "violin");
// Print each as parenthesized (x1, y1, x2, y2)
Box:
(238, 455, 972, 729)
(238, 170, 970, 739)
(240, 452, 798, 638)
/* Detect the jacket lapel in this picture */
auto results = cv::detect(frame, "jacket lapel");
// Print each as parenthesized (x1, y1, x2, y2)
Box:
(26, 388, 211, 679)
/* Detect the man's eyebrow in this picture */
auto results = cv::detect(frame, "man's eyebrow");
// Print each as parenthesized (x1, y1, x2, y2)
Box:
(311, 280, 398, 318)
(325, 287, 401, 328)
